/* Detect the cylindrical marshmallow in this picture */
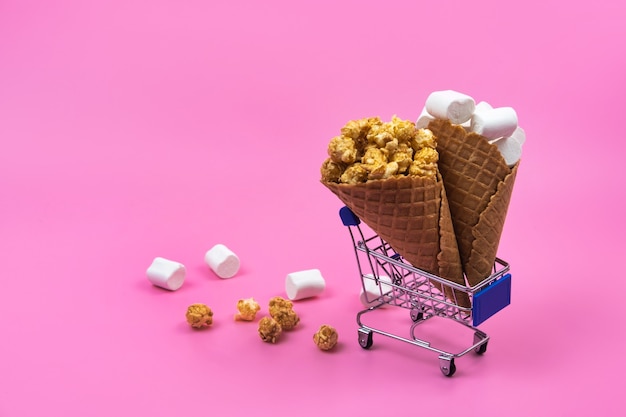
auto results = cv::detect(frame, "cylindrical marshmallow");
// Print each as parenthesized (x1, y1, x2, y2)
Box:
(474, 101, 493, 114)
(491, 136, 522, 167)
(285, 269, 326, 300)
(425, 90, 476, 124)
(415, 107, 435, 129)
(360, 274, 393, 307)
(510, 126, 526, 146)
(459, 101, 493, 129)
(204, 244, 240, 279)
(146, 257, 186, 291)
(470, 107, 518, 140)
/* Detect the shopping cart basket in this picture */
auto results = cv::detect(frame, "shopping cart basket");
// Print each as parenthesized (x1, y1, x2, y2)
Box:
(340, 206, 512, 376)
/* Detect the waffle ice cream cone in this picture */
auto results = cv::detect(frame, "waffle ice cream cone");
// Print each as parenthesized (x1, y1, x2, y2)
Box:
(322, 173, 471, 308)
(427, 119, 519, 287)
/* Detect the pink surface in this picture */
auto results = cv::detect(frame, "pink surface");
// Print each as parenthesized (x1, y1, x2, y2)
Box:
(1, 0, 625, 415)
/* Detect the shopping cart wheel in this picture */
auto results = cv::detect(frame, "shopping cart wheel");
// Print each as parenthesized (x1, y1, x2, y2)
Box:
(439, 356, 456, 377)
(473, 331, 488, 355)
(358, 329, 373, 349)
(474, 342, 488, 355)
(410, 309, 424, 322)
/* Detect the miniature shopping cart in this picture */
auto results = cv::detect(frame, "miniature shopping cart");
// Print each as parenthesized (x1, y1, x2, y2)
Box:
(340, 206, 512, 377)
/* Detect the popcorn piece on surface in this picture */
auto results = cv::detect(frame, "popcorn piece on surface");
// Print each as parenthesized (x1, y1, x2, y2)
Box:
(268, 296, 300, 331)
(186, 304, 214, 329)
(268, 296, 293, 311)
(313, 325, 339, 351)
(270, 308, 300, 331)
(258, 316, 282, 343)
(321, 116, 439, 184)
(234, 297, 261, 321)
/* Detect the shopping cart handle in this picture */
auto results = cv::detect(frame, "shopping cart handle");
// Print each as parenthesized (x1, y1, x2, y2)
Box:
(339, 206, 361, 226)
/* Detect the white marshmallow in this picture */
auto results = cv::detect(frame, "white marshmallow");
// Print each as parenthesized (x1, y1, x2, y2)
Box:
(510, 126, 526, 146)
(204, 244, 240, 279)
(425, 90, 476, 124)
(415, 107, 435, 129)
(146, 257, 186, 291)
(360, 274, 393, 307)
(285, 269, 326, 300)
(470, 107, 518, 140)
(491, 136, 522, 167)
(474, 101, 493, 114)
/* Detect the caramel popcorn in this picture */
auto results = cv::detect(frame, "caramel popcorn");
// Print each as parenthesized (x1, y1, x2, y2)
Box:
(185, 303, 214, 329)
(268, 296, 300, 331)
(271, 308, 300, 331)
(313, 325, 339, 351)
(410, 127, 436, 150)
(390, 142, 414, 174)
(361, 147, 387, 166)
(390, 115, 419, 143)
(368, 161, 399, 181)
(320, 159, 345, 183)
(269, 296, 293, 311)
(367, 123, 396, 149)
(234, 297, 261, 321)
(328, 136, 357, 164)
(409, 147, 439, 178)
(321, 116, 438, 184)
(341, 116, 381, 140)
(339, 163, 369, 184)
(258, 316, 282, 343)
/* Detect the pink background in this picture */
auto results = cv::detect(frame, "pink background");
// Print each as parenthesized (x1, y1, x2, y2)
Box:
(1, 0, 624, 415)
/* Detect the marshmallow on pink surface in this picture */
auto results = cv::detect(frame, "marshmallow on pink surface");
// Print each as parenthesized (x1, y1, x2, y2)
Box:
(205, 244, 240, 278)
(146, 257, 186, 291)
(359, 274, 393, 307)
(285, 269, 326, 300)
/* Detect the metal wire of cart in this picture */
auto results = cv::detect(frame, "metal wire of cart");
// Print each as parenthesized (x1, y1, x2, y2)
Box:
(339, 206, 512, 377)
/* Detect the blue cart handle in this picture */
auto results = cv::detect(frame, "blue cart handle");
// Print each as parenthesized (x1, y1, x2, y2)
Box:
(339, 206, 360, 226)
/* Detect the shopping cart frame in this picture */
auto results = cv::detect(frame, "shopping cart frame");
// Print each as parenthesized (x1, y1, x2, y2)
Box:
(340, 206, 512, 377)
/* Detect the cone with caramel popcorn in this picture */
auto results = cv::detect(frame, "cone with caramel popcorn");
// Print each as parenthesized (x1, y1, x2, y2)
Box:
(321, 116, 470, 307)
(427, 119, 518, 287)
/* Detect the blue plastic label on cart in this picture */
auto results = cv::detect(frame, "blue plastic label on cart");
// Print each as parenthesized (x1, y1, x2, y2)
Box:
(472, 273, 512, 327)
(339, 206, 360, 226)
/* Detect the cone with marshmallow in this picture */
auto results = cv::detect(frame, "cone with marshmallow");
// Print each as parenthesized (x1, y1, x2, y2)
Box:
(321, 116, 470, 307)
(423, 91, 520, 286)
